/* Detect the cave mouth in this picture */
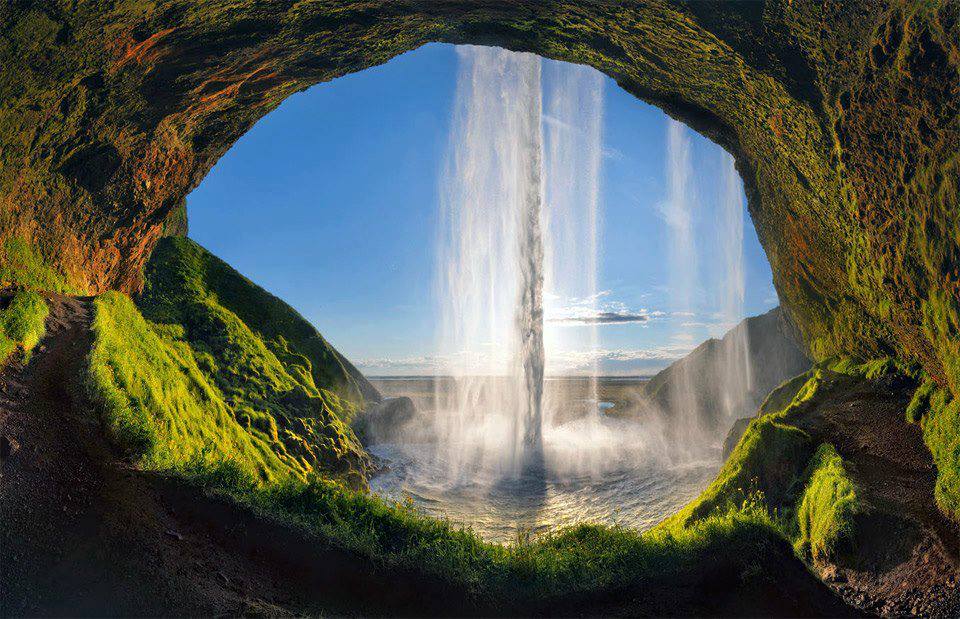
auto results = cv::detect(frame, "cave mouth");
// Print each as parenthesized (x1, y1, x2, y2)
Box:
(187, 43, 781, 542)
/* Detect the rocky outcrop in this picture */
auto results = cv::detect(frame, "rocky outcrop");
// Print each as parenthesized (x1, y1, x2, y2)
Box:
(643, 306, 811, 435)
(0, 2, 957, 396)
(353, 397, 417, 445)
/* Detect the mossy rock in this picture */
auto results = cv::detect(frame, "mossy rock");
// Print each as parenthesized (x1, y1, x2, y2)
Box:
(0, 1, 956, 396)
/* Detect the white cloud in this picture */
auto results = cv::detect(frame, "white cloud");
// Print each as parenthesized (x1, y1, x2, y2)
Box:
(545, 290, 661, 327)
(358, 344, 695, 376)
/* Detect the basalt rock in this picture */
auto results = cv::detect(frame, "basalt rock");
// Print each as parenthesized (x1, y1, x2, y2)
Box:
(0, 1, 957, 396)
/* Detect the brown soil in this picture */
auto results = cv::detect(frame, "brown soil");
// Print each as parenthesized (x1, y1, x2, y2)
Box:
(0, 294, 948, 616)
(791, 373, 960, 617)
(0, 294, 288, 615)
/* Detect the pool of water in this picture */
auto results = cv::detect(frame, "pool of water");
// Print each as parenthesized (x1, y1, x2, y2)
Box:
(368, 419, 719, 543)
(367, 377, 722, 543)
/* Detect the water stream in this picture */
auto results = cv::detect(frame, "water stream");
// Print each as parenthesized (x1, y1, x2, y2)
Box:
(434, 46, 546, 479)
(370, 47, 748, 542)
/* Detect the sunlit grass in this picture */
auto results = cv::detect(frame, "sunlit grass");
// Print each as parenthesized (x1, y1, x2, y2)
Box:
(177, 456, 785, 607)
(86, 241, 949, 607)
(0, 290, 48, 363)
(85, 239, 371, 487)
(907, 378, 960, 520)
(795, 444, 860, 561)
(86, 291, 293, 480)
(86, 272, 801, 606)
(0, 237, 79, 294)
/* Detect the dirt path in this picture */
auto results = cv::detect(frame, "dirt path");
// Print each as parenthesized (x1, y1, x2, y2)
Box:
(0, 294, 306, 616)
(0, 293, 488, 617)
(793, 373, 960, 617)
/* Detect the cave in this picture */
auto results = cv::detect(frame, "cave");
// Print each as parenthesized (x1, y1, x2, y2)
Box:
(1, 2, 958, 616)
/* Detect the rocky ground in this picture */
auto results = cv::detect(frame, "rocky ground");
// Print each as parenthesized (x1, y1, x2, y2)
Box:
(790, 373, 960, 617)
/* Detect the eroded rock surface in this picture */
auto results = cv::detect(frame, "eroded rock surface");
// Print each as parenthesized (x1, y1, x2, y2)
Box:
(0, 1, 958, 393)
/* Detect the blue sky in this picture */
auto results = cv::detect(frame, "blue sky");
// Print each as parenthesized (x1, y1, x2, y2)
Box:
(187, 43, 778, 376)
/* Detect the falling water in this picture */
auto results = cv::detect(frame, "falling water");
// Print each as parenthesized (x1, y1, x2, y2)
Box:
(369, 48, 739, 539)
(660, 121, 754, 455)
(435, 46, 545, 479)
(435, 47, 611, 479)
(718, 153, 752, 421)
(662, 119, 703, 454)
(543, 63, 603, 426)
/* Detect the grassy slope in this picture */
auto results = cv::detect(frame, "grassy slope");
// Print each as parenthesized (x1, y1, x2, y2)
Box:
(0, 237, 80, 294)
(162, 364, 871, 610)
(181, 458, 790, 612)
(0, 289, 48, 363)
(140, 237, 379, 409)
(85, 286, 809, 610)
(80, 241, 841, 611)
(85, 238, 373, 488)
(76, 236, 952, 608)
(662, 365, 868, 566)
(795, 444, 861, 562)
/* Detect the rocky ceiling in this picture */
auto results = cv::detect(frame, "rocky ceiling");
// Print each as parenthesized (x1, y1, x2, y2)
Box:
(0, 1, 957, 390)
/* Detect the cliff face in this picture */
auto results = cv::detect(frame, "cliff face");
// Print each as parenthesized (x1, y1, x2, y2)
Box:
(643, 306, 811, 435)
(0, 1, 957, 393)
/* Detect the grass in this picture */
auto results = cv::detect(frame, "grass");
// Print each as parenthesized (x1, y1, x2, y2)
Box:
(661, 366, 871, 571)
(794, 444, 861, 562)
(84, 244, 837, 610)
(905, 376, 960, 521)
(86, 291, 298, 481)
(86, 243, 372, 487)
(140, 237, 376, 415)
(0, 237, 79, 294)
(0, 289, 48, 363)
(82, 235, 935, 607)
(177, 457, 787, 610)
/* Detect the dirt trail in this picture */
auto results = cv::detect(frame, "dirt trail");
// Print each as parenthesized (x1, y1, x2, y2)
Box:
(0, 294, 491, 617)
(0, 294, 304, 616)
(793, 373, 960, 617)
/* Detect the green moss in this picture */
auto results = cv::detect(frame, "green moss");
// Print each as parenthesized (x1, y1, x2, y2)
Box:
(662, 371, 840, 533)
(906, 376, 937, 422)
(86, 290, 369, 487)
(0, 237, 79, 294)
(0, 290, 48, 363)
(86, 291, 296, 480)
(139, 237, 377, 414)
(673, 416, 813, 528)
(906, 377, 960, 521)
(757, 371, 813, 416)
(821, 355, 916, 380)
(660, 368, 875, 569)
(794, 444, 861, 562)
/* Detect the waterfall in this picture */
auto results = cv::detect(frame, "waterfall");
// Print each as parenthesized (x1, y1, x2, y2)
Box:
(662, 118, 702, 453)
(435, 46, 545, 478)
(542, 62, 604, 428)
(718, 152, 752, 422)
(661, 120, 754, 455)
(435, 47, 609, 480)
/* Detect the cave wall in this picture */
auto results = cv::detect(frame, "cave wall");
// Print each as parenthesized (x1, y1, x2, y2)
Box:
(0, 1, 957, 391)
